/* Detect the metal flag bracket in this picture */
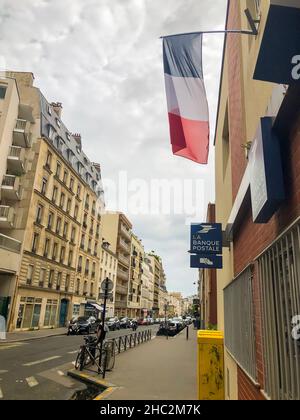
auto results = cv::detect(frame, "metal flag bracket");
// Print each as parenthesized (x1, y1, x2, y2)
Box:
(160, 9, 260, 39)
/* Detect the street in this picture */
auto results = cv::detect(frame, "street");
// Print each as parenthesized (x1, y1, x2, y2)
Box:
(0, 326, 158, 400)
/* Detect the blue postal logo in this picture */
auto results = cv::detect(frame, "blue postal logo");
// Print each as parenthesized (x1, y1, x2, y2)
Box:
(292, 55, 300, 81)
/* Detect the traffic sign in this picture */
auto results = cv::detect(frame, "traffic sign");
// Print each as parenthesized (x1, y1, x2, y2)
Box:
(101, 278, 114, 293)
(190, 254, 223, 269)
(99, 293, 113, 300)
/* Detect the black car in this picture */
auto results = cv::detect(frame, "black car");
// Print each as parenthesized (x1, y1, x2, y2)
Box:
(67, 316, 100, 335)
(119, 317, 131, 328)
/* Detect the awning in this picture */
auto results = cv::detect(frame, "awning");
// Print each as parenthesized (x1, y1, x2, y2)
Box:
(88, 303, 103, 312)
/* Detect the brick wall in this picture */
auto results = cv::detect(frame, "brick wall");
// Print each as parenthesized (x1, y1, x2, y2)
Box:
(227, 0, 247, 201)
(238, 367, 265, 400)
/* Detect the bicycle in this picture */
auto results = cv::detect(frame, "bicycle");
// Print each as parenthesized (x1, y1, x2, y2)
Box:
(75, 335, 116, 373)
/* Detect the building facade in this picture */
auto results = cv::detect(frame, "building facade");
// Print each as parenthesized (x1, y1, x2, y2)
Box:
(127, 235, 144, 319)
(0, 71, 105, 332)
(215, 0, 300, 400)
(99, 241, 118, 318)
(101, 212, 132, 317)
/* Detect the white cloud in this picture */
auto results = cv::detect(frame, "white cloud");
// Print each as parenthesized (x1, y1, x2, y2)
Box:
(0, 0, 227, 296)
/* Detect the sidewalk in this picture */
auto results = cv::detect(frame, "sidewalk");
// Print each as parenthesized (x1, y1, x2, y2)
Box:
(0, 327, 67, 343)
(71, 327, 198, 400)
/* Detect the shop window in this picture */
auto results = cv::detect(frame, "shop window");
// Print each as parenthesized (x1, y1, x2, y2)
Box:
(16, 297, 42, 329)
(44, 299, 58, 327)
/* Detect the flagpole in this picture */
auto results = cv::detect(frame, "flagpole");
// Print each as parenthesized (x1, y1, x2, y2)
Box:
(160, 29, 256, 39)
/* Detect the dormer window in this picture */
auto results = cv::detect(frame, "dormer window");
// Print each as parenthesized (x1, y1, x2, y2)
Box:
(48, 125, 56, 141)
(56, 118, 61, 128)
(47, 105, 52, 116)
(66, 132, 71, 141)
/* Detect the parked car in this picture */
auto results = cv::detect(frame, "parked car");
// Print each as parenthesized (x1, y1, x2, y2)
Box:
(170, 317, 185, 331)
(67, 316, 100, 335)
(119, 317, 131, 328)
(106, 317, 121, 331)
(157, 320, 181, 337)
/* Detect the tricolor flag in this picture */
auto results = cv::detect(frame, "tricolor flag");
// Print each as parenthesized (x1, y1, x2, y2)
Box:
(163, 34, 209, 164)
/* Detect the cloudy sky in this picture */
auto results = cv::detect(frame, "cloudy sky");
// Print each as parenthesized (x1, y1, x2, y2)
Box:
(0, 0, 227, 297)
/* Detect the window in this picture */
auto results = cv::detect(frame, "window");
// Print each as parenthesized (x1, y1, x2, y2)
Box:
(66, 198, 71, 214)
(63, 170, 68, 184)
(68, 250, 73, 266)
(56, 272, 62, 290)
(90, 283, 94, 297)
(46, 152, 52, 169)
(77, 256, 82, 272)
(48, 125, 56, 141)
(76, 279, 80, 295)
(88, 239, 92, 253)
(77, 185, 81, 198)
(60, 192, 65, 209)
(66, 132, 71, 141)
(39, 268, 46, 287)
(32, 233, 39, 253)
(41, 178, 48, 195)
(44, 238, 50, 257)
(26, 265, 34, 285)
(56, 118, 61, 128)
(63, 222, 68, 238)
(224, 267, 256, 381)
(85, 194, 90, 210)
(47, 212, 54, 229)
(56, 162, 61, 178)
(70, 177, 74, 192)
(258, 222, 300, 400)
(60, 247, 65, 264)
(83, 281, 88, 295)
(44, 299, 58, 327)
(48, 270, 54, 288)
(16, 297, 42, 329)
(80, 234, 85, 249)
(65, 275, 70, 292)
(52, 243, 58, 261)
(56, 217, 61, 235)
(47, 104, 52, 116)
(71, 227, 76, 243)
(0, 85, 7, 99)
(83, 213, 87, 228)
(94, 242, 98, 257)
(74, 205, 79, 219)
(73, 303, 80, 315)
(92, 262, 96, 278)
(36, 204, 43, 224)
(52, 186, 58, 203)
(85, 259, 89, 276)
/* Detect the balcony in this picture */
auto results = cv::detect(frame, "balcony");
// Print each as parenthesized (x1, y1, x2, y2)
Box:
(116, 283, 129, 295)
(118, 253, 130, 267)
(115, 300, 127, 309)
(0, 206, 15, 229)
(0, 233, 21, 273)
(119, 238, 130, 253)
(120, 224, 131, 241)
(7, 146, 26, 176)
(13, 119, 31, 148)
(117, 269, 128, 281)
(1, 175, 21, 201)
(0, 233, 21, 253)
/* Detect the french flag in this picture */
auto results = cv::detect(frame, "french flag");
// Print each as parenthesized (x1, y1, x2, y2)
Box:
(163, 34, 209, 164)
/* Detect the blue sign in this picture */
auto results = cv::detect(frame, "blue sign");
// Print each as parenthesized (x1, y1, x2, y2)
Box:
(190, 254, 223, 270)
(190, 223, 222, 255)
(249, 117, 285, 224)
(254, 2, 300, 85)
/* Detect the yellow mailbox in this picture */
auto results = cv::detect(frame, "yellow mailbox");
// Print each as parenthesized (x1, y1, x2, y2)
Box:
(197, 330, 225, 400)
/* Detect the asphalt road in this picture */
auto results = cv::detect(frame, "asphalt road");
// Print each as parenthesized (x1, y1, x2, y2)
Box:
(0, 325, 158, 400)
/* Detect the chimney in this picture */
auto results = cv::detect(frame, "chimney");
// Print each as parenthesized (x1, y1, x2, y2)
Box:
(51, 102, 63, 118)
(73, 133, 82, 149)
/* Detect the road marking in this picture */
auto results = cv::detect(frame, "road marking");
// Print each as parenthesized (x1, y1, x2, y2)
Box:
(57, 370, 64, 376)
(0, 370, 8, 374)
(0, 343, 25, 351)
(67, 350, 78, 354)
(26, 376, 39, 387)
(0, 387, 3, 399)
(22, 356, 61, 367)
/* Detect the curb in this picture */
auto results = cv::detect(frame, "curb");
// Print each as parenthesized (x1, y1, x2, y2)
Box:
(68, 369, 118, 400)
(0, 331, 67, 344)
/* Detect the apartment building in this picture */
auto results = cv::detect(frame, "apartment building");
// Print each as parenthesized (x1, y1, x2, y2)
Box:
(168, 292, 183, 317)
(0, 71, 104, 332)
(101, 212, 132, 317)
(215, 1, 300, 400)
(127, 235, 144, 319)
(140, 255, 154, 318)
(147, 254, 163, 318)
(99, 241, 118, 318)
